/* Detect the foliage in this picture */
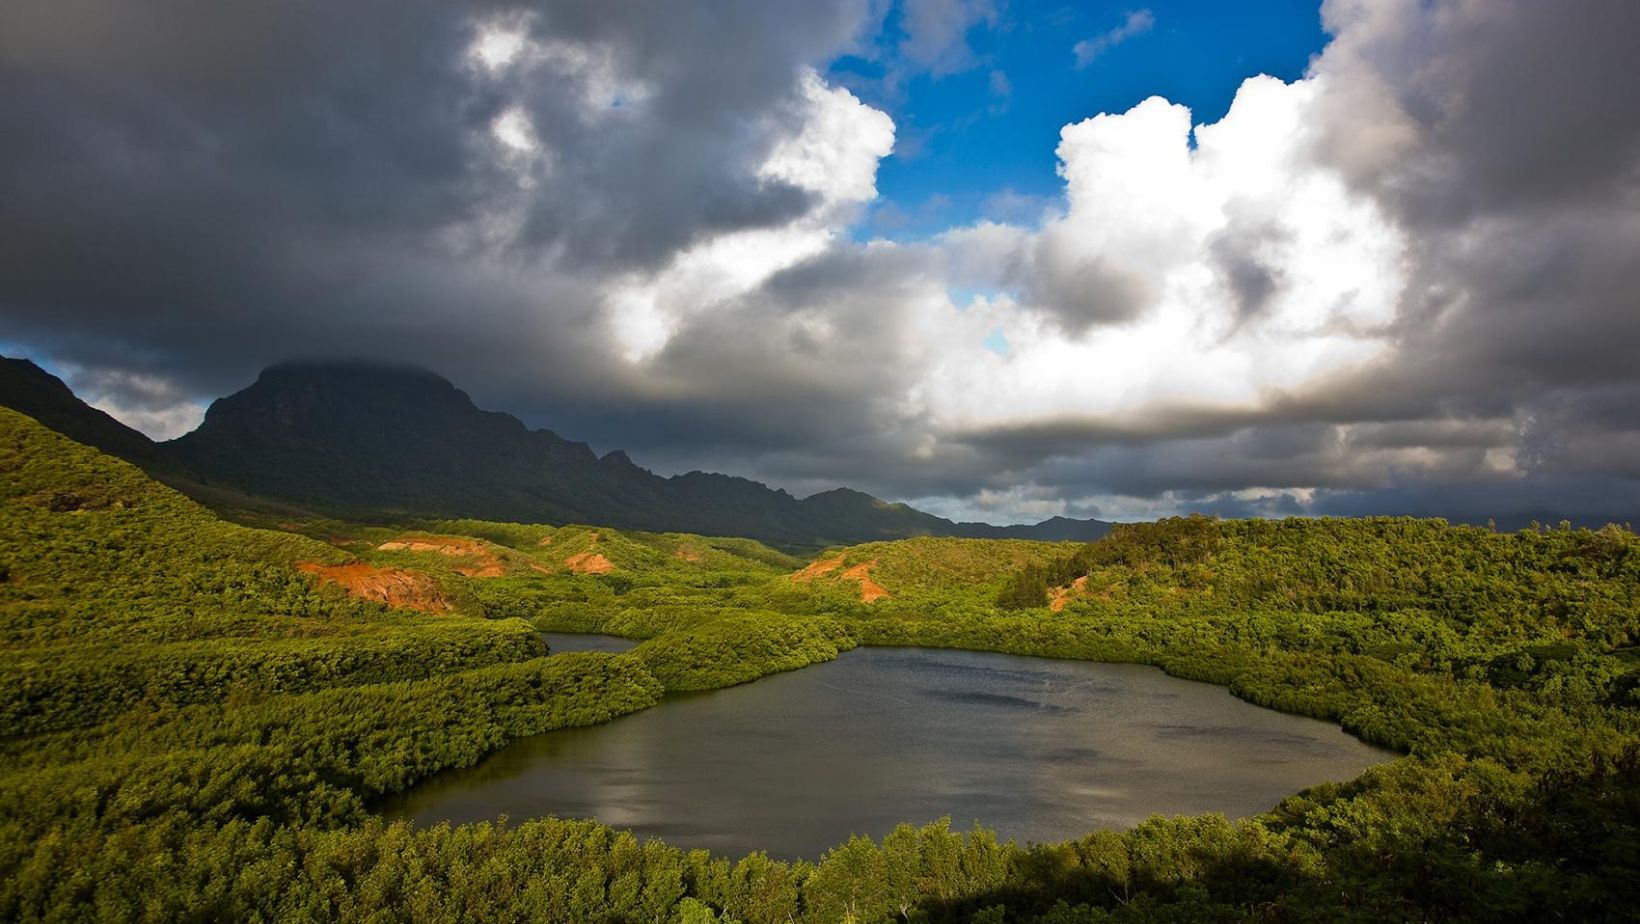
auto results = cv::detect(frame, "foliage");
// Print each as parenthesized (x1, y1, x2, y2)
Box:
(633, 614, 857, 691)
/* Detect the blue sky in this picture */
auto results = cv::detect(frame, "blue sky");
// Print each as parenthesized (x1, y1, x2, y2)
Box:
(830, 0, 1329, 237)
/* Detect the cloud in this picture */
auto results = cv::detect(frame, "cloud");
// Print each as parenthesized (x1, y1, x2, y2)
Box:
(2, 0, 1638, 528)
(0, 0, 882, 405)
(606, 69, 895, 362)
(980, 188, 1054, 224)
(897, 0, 1000, 76)
(987, 79, 1404, 366)
(63, 365, 207, 440)
(987, 68, 1012, 114)
(988, 69, 1012, 98)
(1072, 9, 1154, 69)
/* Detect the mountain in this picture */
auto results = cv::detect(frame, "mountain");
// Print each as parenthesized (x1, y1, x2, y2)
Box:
(1, 356, 1111, 547)
(0, 357, 164, 467)
(963, 516, 1117, 542)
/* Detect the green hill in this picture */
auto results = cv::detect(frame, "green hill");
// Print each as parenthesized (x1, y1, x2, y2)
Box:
(0, 405, 549, 735)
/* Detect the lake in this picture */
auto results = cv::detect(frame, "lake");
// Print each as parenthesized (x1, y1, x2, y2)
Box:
(381, 645, 1393, 859)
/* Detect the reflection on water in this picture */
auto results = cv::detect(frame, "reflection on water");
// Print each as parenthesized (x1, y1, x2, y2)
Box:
(380, 647, 1393, 860)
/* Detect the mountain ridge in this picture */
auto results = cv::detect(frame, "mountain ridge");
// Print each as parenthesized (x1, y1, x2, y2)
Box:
(0, 357, 165, 467)
(0, 356, 1111, 548)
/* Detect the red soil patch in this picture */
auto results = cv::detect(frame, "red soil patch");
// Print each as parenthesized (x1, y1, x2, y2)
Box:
(841, 560, 890, 603)
(1049, 575, 1090, 612)
(789, 555, 846, 582)
(791, 555, 888, 602)
(565, 551, 615, 574)
(673, 547, 704, 563)
(297, 561, 452, 614)
(376, 536, 505, 578)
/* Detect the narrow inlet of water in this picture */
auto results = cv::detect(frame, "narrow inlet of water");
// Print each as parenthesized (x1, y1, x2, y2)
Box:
(542, 631, 638, 654)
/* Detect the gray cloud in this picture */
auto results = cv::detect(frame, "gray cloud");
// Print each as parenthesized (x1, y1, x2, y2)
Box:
(1208, 223, 1288, 331)
(0, 0, 873, 396)
(897, 0, 1000, 75)
(1072, 9, 1154, 69)
(1026, 250, 1153, 332)
(1314, 0, 1640, 223)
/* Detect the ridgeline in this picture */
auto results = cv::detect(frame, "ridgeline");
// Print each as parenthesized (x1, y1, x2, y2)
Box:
(0, 355, 1112, 549)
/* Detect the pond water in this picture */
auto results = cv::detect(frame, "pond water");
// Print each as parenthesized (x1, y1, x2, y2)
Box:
(542, 632, 638, 654)
(381, 646, 1392, 860)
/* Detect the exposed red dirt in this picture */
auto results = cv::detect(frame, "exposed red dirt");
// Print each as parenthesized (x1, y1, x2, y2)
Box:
(791, 555, 887, 602)
(1049, 575, 1090, 612)
(565, 551, 615, 574)
(297, 561, 452, 614)
(789, 555, 846, 582)
(376, 536, 505, 578)
(841, 560, 890, 603)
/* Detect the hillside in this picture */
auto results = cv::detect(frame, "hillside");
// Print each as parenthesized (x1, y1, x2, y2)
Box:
(777, 536, 1080, 614)
(996, 514, 1640, 636)
(0, 405, 552, 736)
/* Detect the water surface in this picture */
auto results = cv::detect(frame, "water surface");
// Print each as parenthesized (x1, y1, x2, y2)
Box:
(383, 647, 1391, 859)
(543, 632, 638, 654)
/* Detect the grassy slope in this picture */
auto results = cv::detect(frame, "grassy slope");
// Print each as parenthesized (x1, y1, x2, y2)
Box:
(0, 407, 558, 736)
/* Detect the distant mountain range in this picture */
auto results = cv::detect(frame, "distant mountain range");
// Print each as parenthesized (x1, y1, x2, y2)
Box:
(0, 356, 1111, 548)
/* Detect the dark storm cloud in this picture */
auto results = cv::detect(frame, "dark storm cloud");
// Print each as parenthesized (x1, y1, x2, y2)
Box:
(1017, 427, 1417, 499)
(1165, 0, 1640, 524)
(1309, 0, 1640, 400)
(1315, 0, 1640, 224)
(0, 0, 874, 401)
(1308, 477, 1640, 531)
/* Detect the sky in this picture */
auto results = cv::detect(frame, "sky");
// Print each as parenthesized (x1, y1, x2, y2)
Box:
(1, 0, 1638, 526)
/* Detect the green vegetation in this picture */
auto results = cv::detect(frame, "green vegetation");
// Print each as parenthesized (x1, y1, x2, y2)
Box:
(2, 406, 1638, 921)
(635, 615, 856, 691)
